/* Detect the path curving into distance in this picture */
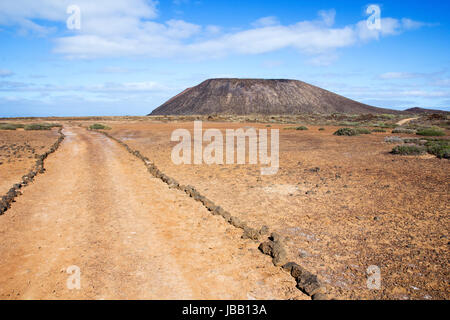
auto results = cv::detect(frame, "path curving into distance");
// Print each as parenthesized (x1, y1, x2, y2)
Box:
(0, 126, 304, 300)
(396, 117, 419, 126)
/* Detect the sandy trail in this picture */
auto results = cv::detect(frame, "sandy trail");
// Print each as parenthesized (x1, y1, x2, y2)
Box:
(0, 127, 301, 300)
(396, 117, 419, 126)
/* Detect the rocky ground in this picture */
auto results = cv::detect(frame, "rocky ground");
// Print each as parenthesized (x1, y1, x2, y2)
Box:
(102, 120, 449, 300)
(0, 126, 302, 300)
(0, 129, 59, 195)
(0, 117, 448, 300)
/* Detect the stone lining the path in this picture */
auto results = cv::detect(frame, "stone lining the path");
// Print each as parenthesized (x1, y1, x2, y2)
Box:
(94, 128, 330, 300)
(0, 128, 65, 215)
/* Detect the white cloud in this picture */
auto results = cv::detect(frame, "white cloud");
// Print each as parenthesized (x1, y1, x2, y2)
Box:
(0, 0, 158, 35)
(307, 53, 339, 66)
(318, 9, 336, 27)
(89, 81, 169, 92)
(434, 79, 450, 87)
(205, 25, 221, 35)
(354, 16, 433, 42)
(0, 1, 431, 63)
(378, 70, 446, 81)
(401, 18, 437, 30)
(356, 18, 398, 40)
(0, 80, 170, 93)
(340, 86, 449, 99)
(165, 19, 201, 38)
(0, 69, 14, 77)
(399, 90, 448, 98)
(251, 16, 280, 28)
(379, 72, 419, 80)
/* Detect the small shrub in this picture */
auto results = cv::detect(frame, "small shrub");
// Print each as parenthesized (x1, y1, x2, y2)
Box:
(338, 121, 360, 127)
(0, 123, 25, 130)
(372, 128, 387, 133)
(391, 144, 427, 155)
(416, 127, 446, 137)
(23, 123, 61, 131)
(46, 123, 62, 128)
(24, 124, 51, 131)
(334, 128, 358, 136)
(371, 122, 397, 128)
(318, 128, 325, 131)
(380, 114, 397, 120)
(0, 123, 20, 130)
(392, 128, 416, 134)
(89, 123, 111, 130)
(355, 128, 372, 135)
(403, 138, 427, 145)
(385, 136, 404, 144)
(425, 140, 450, 159)
(284, 126, 308, 131)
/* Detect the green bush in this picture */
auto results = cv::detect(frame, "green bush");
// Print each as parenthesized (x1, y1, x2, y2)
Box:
(89, 123, 111, 130)
(425, 140, 450, 159)
(46, 123, 62, 128)
(355, 128, 372, 135)
(284, 126, 308, 131)
(416, 127, 446, 137)
(338, 121, 360, 127)
(371, 122, 398, 129)
(334, 128, 358, 136)
(385, 136, 404, 143)
(392, 128, 416, 134)
(403, 138, 424, 144)
(0, 123, 22, 130)
(23, 123, 61, 131)
(372, 128, 387, 133)
(24, 124, 51, 130)
(391, 144, 427, 155)
(380, 114, 397, 120)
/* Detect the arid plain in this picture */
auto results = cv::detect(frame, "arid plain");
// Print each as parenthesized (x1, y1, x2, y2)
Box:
(0, 114, 448, 300)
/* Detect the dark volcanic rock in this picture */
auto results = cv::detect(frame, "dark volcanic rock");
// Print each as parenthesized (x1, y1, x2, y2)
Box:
(259, 238, 288, 266)
(404, 107, 449, 114)
(242, 227, 260, 241)
(150, 78, 399, 115)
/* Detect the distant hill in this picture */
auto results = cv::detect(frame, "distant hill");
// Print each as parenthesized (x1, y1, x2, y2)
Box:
(404, 107, 449, 114)
(150, 78, 400, 115)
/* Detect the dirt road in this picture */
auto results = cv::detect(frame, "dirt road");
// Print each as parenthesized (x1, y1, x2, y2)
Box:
(396, 117, 419, 126)
(0, 127, 301, 300)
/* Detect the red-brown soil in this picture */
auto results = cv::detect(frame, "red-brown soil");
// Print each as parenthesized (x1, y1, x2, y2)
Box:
(0, 129, 59, 195)
(1, 118, 448, 300)
(103, 121, 449, 300)
(0, 127, 301, 300)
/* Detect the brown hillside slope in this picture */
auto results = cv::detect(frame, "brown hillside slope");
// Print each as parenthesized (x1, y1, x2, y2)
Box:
(150, 78, 399, 115)
(404, 107, 449, 114)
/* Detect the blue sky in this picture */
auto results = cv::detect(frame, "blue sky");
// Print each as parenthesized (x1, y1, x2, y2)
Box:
(0, 0, 449, 117)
